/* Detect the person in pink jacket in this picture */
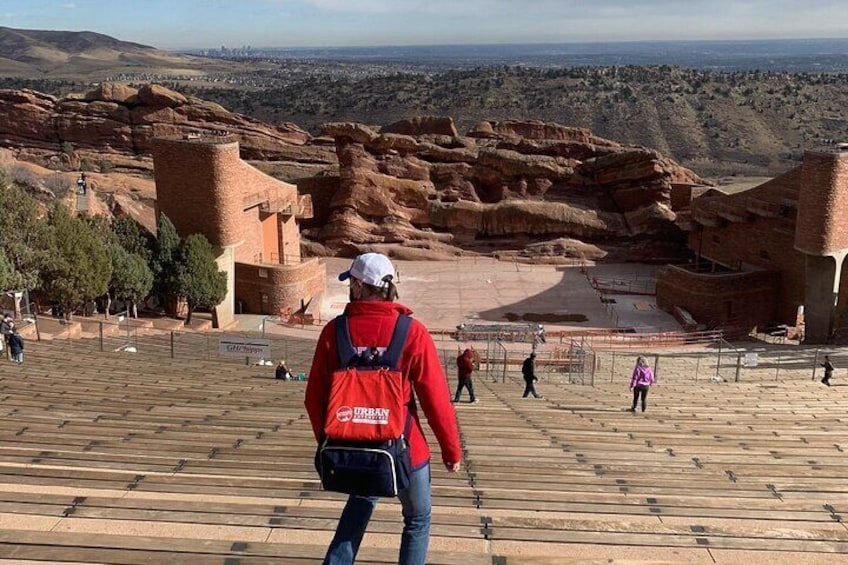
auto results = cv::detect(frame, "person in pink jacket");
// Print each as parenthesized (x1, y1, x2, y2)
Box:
(629, 356, 655, 413)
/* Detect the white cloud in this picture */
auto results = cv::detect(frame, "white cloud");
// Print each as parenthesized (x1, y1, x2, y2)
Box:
(59, 3, 76, 8)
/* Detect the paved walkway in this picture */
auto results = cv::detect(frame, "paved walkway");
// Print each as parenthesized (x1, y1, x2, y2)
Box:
(261, 257, 680, 334)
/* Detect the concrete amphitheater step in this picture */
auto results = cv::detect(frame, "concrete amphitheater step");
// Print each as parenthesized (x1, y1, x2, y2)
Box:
(0, 338, 847, 563)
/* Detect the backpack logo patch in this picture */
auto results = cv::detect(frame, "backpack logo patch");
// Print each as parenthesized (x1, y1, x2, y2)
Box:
(352, 406, 390, 425)
(336, 406, 353, 422)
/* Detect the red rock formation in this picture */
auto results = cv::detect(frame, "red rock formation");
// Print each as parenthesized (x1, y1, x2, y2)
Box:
(0, 84, 318, 165)
(383, 116, 458, 137)
(314, 119, 707, 261)
(0, 84, 706, 263)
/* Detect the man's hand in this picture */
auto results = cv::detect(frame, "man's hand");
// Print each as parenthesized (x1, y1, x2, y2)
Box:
(445, 461, 461, 473)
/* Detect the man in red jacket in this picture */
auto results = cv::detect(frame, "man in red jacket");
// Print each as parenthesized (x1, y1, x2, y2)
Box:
(454, 348, 478, 403)
(305, 252, 462, 565)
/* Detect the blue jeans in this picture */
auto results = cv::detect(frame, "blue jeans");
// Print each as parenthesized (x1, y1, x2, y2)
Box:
(324, 463, 432, 565)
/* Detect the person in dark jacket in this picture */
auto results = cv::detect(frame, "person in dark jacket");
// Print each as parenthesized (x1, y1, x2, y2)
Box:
(454, 348, 478, 403)
(275, 360, 292, 380)
(821, 355, 835, 386)
(8, 329, 23, 365)
(521, 352, 542, 398)
(305, 252, 462, 565)
(0, 316, 11, 360)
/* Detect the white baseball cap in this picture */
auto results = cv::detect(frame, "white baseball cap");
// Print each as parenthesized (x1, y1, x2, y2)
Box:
(338, 252, 396, 286)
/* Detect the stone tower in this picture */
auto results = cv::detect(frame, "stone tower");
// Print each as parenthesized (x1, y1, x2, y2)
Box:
(794, 147, 848, 343)
(152, 135, 325, 327)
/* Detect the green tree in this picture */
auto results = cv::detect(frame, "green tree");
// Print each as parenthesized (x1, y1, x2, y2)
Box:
(0, 249, 15, 292)
(150, 213, 183, 313)
(179, 234, 226, 325)
(111, 215, 152, 261)
(0, 173, 52, 290)
(108, 245, 153, 319)
(42, 205, 111, 319)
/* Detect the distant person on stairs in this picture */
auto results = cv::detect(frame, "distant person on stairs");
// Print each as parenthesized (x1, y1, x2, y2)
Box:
(521, 352, 542, 398)
(629, 356, 655, 412)
(454, 348, 478, 403)
(821, 355, 834, 386)
(77, 172, 87, 195)
(1, 316, 13, 361)
(8, 329, 23, 365)
(275, 360, 293, 381)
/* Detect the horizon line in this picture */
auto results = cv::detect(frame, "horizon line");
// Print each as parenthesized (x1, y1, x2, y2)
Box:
(169, 36, 848, 52)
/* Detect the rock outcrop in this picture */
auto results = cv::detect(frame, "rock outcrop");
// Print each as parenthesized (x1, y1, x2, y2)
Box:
(306, 119, 707, 261)
(0, 85, 329, 167)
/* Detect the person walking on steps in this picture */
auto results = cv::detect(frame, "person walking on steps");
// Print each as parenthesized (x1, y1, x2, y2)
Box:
(77, 172, 87, 195)
(305, 252, 462, 565)
(1, 316, 14, 361)
(629, 356, 655, 412)
(454, 348, 478, 403)
(521, 352, 542, 398)
(821, 355, 835, 386)
(8, 329, 23, 365)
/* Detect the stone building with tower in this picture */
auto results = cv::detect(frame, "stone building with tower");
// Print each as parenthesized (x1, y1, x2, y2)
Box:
(152, 135, 326, 328)
(657, 146, 848, 343)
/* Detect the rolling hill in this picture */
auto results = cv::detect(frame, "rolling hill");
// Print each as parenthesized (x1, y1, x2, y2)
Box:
(0, 26, 240, 79)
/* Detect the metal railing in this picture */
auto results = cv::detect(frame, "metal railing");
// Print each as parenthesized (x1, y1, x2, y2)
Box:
(251, 252, 302, 265)
(590, 276, 657, 296)
(30, 317, 847, 386)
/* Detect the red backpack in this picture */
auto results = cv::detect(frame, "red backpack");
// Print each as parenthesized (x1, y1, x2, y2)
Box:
(315, 314, 413, 497)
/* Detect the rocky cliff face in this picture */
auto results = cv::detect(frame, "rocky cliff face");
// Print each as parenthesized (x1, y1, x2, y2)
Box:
(0, 84, 334, 167)
(0, 85, 706, 262)
(307, 118, 705, 261)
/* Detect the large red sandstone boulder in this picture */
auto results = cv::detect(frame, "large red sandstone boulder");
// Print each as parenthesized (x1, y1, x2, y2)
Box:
(136, 84, 187, 107)
(383, 116, 458, 137)
(0, 89, 60, 149)
(321, 122, 379, 144)
(274, 122, 311, 145)
(84, 83, 139, 104)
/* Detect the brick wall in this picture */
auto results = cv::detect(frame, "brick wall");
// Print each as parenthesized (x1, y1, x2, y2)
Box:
(670, 183, 694, 211)
(657, 266, 780, 330)
(795, 150, 848, 255)
(689, 219, 804, 323)
(280, 215, 301, 264)
(685, 168, 806, 324)
(234, 259, 326, 316)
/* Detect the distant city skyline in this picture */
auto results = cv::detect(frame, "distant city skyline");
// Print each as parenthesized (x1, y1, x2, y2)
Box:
(1, 0, 847, 50)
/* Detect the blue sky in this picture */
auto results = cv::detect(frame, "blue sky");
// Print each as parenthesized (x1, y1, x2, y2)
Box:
(1, 0, 847, 49)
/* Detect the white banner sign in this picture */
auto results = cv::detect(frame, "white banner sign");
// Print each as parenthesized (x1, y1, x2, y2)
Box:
(218, 337, 271, 358)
